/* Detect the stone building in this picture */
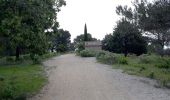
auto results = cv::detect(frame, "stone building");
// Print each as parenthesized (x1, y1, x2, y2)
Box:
(85, 41, 102, 50)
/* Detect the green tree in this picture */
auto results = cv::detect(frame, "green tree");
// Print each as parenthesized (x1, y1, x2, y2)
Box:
(112, 19, 147, 56)
(0, 0, 66, 60)
(116, 0, 170, 55)
(102, 34, 114, 52)
(84, 23, 88, 41)
(52, 29, 71, 52)
(74, 33, 97, 44)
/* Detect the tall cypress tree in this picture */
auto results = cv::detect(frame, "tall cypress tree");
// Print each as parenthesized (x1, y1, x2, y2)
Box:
(84, 23, 88, 41)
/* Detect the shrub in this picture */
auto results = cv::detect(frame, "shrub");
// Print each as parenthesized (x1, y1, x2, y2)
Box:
(42, 52, 58, 59)
(156, 58, 170, 69)
(139, 54, 152, 64)
(118, 57, 128, 65)
(1, 84, 16, 100)
(96, 51, 106, 58)
(139, 54, 159, 64)
(96, 51, 119, 65)
(75, 42, 85, 53)
(79, 50, 96, 57)
(22, 54, 31, 60)
(0, 75, 5, 81)
(30, 54, 40, 64)
(6, 56, 15, 62)
(148, 72, 155, 79)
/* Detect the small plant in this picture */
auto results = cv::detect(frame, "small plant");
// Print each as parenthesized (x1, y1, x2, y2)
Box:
(139, 55, 151, 64)
(30, 54, 40, 64)
(148, 72, 154, 79)
(139, 67, 146, 72)
(6, 56, 15, 62)
(96, 51, 119, 65)
(1, 84, 16, 100)
(0, 75, 5, 81)
(118, 57, 128, 65)
(75, 42, 85, 53)
(156, 58, 170, 69)
(22, 54, 31, 60)
(96, 51, 106, 59)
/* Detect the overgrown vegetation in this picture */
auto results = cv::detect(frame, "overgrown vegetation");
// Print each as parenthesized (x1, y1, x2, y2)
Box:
(0, 0, 67, 61)
(78, 50, 170, 88)
(0, 64, 46, 100)
(79, 50, 96, 57)
(0, 52, 59, 100)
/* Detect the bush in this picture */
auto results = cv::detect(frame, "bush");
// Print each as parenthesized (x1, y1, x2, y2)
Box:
(75, 42, 85, 53)
(96, 51, 119, 65)
(156, 58, 170, 69)
(22, 54, 31, 60)
(42, 52, 58, 59)
(139, 54, 159, 64)
(0, 83, 17, 100)
(79, 50, 96, 57)
(118, 57, 128, 65)
(30, 54, 40, 64)
(148, 72, 155, 79)
(6, 56, 15, 62)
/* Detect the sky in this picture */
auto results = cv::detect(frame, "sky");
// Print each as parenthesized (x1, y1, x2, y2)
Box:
(58, 0, 133, 42)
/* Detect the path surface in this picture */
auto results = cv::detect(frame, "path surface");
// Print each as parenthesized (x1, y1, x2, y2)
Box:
(31, 54, 170, 100)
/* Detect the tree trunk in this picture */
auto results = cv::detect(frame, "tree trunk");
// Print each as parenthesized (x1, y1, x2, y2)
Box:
(124, 51, 128, 57)
(16, 46, 20, 61)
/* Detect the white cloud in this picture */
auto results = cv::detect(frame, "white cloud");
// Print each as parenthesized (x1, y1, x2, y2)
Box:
(58, 0, 132, 42)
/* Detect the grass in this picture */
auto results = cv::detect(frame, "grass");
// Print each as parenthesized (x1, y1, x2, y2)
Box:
(0, 52, 59, 100)
(78, 50, 96, 57)
(90, 50, 170, 88)
(0, 64, 46, 100)
(112, 54, 170, 88)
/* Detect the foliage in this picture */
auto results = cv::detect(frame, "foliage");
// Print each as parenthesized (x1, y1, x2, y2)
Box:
(30, 54, 40, 64)
(79, 50, 96, 57)
(0, 0, 66, 60)
(114, 53, 170, 88)
(84, 24, 88, 41)
(139, 54, 158, 64)
(74, 33, 97, 44)
(111, 19, 147, 56)
(6, 56, 15, 62)
(0, 64, 46, 100)
(118, 56, 128, 65)
(156, 58, 170, 69)
(94, 50, 170, 87)
(102, 34, 114, 52)
(75, 42, 85, 53)
(96, 51, 120, 65)
(116, 0, 170, 55)
(51, 29, 71, 52)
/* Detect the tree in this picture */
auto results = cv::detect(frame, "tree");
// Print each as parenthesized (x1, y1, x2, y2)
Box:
(84, 23, 88, 41)
(52, 29, 71, 52)
(102, 34, 114, 52)
(135, 0, 170, 55)
(0, 0, 66, 60)
(74, 33, 97, 44)
(116, 0, 170, 55)
(112, 19, 147, 56)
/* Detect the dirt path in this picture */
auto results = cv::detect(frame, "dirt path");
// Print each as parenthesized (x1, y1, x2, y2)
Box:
(30, 54, 170, 100)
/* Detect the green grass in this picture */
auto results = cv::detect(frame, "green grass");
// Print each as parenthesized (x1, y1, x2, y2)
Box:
(112, 55, 170, 88)
(95, 51, 170, 88)
(0, 52, 60, 100)
(0, 64, 46, 100)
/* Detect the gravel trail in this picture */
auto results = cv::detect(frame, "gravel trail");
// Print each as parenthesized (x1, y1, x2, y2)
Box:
(30, 54, 170, 100)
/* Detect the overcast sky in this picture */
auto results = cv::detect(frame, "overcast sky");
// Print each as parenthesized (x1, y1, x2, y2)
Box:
(58, 0, 133, 42)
